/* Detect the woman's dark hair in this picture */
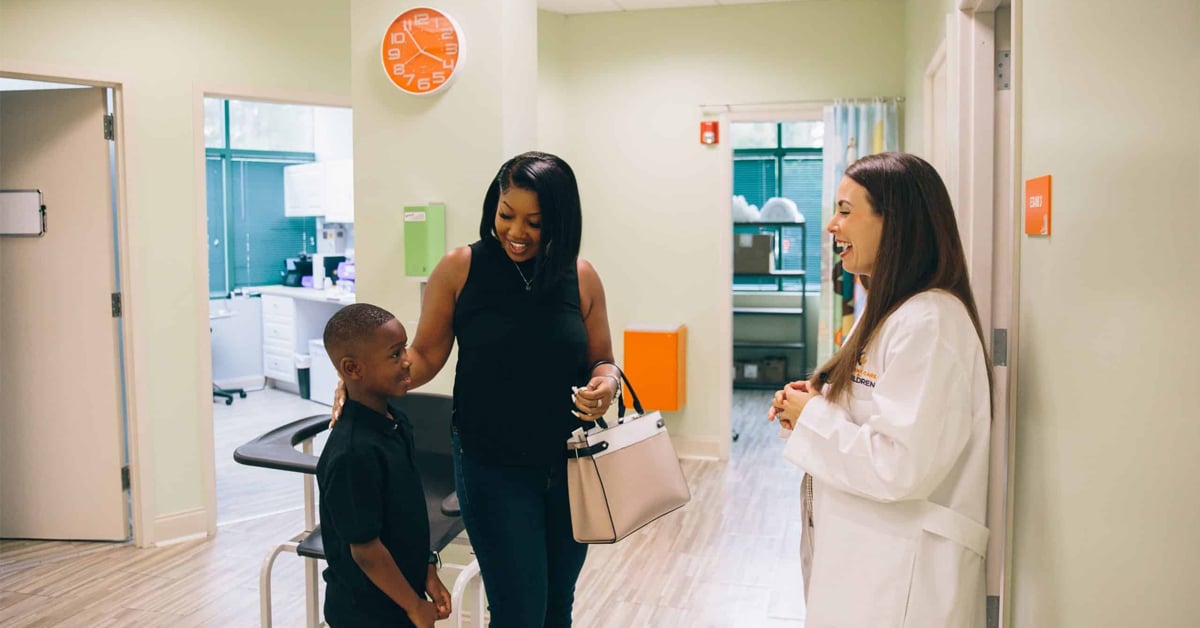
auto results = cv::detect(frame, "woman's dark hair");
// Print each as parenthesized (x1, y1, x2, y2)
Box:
(816, 152, 992, 405)
(478, 151, 582, 293)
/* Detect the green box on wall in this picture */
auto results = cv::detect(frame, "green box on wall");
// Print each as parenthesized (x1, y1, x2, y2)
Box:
(404, 203, 446, 277)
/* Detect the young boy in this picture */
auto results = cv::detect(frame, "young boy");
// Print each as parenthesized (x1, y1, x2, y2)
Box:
(316, 303, 451, 628)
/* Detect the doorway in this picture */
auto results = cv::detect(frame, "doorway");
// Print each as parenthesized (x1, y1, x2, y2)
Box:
(0, 76, 133, 542)
(199, 94, 354, 527)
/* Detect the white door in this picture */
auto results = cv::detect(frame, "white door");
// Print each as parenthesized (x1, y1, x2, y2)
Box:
(0, 87, 129, 541)
(926, 40, 952, 187)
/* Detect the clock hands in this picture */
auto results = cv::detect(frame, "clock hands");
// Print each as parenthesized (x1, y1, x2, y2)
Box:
(404, 23, 426, 55)
(400, 49, 422, 67)
(420, 50, 446, 65)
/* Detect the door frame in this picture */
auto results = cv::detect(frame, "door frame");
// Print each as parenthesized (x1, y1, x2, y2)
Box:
(192, 84, 351, 536)
(0, 64, 146, 546)
(947, 1, 1019, 626)
(710, 106, 825, 461)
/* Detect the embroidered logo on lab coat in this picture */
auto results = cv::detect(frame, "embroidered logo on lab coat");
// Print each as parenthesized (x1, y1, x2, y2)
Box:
(853, 355, 878, 388)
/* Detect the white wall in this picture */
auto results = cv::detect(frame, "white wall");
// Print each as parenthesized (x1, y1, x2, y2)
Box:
(544, 0, 906, 451)
(0, 0, 350, 541)
(1012, 0, 1200, 625)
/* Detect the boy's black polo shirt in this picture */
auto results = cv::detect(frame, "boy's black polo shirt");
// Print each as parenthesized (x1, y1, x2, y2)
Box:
(317, 398, 430, 627)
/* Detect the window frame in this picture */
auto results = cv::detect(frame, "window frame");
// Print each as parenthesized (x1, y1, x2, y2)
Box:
(732, 122, 823, 294)
(205, 99, 316, 297)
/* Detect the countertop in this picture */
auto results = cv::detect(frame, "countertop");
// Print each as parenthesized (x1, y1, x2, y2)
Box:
(252, 285, 356, 305)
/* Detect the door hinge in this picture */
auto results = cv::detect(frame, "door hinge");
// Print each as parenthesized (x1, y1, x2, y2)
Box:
(986, 595, 1000, 628)
(103, 113, 115, 140)
(992, 328, 1008, 366)
(111, 292, 122, 317)
(120, 465, 130, 491)
(996, 50, 1012, 91)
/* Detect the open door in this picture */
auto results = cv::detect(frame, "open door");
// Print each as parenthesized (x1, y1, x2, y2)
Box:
(0, 87, 129, 541)
(934, 3, 1015, 626)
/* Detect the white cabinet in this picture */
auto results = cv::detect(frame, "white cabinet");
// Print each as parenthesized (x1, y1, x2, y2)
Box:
(322, 160, 354, 223)
(261, 295, 297, 384)
(283, 159, 354, 222)
(259, 288, 352, 394)
(283, 163, 323, 218)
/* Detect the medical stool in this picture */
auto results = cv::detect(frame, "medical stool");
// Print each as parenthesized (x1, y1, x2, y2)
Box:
(233, 394, 486, 628)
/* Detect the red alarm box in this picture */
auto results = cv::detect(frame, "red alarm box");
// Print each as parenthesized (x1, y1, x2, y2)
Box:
(699, 120, 719, 145)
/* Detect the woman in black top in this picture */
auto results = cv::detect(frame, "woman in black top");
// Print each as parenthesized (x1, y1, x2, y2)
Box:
(401, 152, 618, 627)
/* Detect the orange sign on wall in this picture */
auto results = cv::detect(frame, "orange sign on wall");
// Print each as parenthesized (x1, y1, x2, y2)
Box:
(1024, 175, 1052, 236)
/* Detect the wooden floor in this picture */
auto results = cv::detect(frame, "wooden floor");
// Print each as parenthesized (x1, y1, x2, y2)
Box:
(0, 390, 806, 627)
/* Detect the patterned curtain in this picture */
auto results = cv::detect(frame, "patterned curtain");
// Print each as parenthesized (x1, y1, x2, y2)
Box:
(816, 100, 899, 364)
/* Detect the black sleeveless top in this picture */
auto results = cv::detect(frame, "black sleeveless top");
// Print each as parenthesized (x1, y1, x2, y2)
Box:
(451, 239, 590, 465)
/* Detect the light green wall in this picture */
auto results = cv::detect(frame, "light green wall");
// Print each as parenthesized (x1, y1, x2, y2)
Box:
(904, 0, 956, 154)
(0, 0, 350, 528)
(546, 0, 905, 446)
(1013, 0, 1200, 625)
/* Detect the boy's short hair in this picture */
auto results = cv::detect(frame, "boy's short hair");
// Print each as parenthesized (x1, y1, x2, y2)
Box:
(323, 303, 396, 371)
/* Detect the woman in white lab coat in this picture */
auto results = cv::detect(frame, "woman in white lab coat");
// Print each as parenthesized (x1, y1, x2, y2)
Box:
(772, 152, 992, 627)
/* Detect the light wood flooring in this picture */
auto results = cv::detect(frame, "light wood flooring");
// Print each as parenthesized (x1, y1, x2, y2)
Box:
(0, 390, 806, 627)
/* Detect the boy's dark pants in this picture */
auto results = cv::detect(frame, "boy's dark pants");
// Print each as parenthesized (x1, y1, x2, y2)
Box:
(452, 431, 588, 628)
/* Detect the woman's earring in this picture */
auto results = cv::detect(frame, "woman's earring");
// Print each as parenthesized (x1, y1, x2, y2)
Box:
(491, 228, 498, 239)
(545, 241, 553, 255)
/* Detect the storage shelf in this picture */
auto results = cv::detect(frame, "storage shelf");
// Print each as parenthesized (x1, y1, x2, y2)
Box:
(733, 341, 806, 350)
(732, 219, 807, 377)
(733, 306, 804, 316)
(733, 381, 789, 390)
(733, 269, 806, 277)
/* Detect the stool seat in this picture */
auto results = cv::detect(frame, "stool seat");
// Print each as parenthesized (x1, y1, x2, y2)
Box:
(297, 526, 324, 560)
(441, 493, 460, 517)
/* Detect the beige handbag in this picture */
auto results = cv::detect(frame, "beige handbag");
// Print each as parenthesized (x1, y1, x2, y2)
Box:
(566, 367, 691, 544)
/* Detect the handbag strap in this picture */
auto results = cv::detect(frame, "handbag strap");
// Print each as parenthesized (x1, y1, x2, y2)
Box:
(589, 360, 644, 418)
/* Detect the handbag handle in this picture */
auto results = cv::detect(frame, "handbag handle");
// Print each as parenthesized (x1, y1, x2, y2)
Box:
(589, 360, 644, 419)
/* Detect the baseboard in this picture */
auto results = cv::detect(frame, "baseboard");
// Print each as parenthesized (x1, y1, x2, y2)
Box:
(213, 375, 265, 392)
(153, 508, 208, 546)
(670, 435, 722, 460)
(268, 378, 300, 395)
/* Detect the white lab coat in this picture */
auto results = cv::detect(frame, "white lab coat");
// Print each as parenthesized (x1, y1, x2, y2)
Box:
(784, 290, 990, 628)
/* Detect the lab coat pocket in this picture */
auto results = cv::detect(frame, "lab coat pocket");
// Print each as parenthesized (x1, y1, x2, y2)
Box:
(807, 512, 917, 628)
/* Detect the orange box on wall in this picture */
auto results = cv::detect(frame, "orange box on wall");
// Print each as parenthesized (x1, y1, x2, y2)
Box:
(623, 324, 687, 412)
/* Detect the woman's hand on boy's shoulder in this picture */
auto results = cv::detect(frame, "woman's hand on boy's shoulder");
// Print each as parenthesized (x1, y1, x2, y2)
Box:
(329, 378, 346, 428)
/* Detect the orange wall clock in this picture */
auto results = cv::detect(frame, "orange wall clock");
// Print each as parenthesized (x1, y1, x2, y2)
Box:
(381, 7, 464, 96)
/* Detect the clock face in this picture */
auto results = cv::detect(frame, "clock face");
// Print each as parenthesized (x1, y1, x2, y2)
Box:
(381, 7, 464, 96)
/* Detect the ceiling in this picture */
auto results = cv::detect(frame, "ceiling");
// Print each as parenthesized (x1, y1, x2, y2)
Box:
(537, 0, 803, 15)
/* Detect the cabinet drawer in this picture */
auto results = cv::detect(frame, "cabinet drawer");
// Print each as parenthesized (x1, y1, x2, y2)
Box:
(262, 295, 295, 319)
(263, 319, 295, 345)
(263, 334, 292, 354)
(264, 351, 296, 382)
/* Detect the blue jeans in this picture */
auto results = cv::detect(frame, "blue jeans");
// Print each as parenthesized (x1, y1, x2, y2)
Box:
(452, 430, 588, 628)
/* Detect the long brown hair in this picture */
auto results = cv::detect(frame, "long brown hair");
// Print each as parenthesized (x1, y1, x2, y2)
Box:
(816, 152, 991, 404)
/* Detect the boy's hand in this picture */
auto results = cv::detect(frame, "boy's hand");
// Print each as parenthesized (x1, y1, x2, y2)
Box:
(426, 566, 452, 619)
(406, 599, 439, 628)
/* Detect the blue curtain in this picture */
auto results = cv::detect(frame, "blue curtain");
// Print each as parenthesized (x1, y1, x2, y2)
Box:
(817, 100, 899, 363)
